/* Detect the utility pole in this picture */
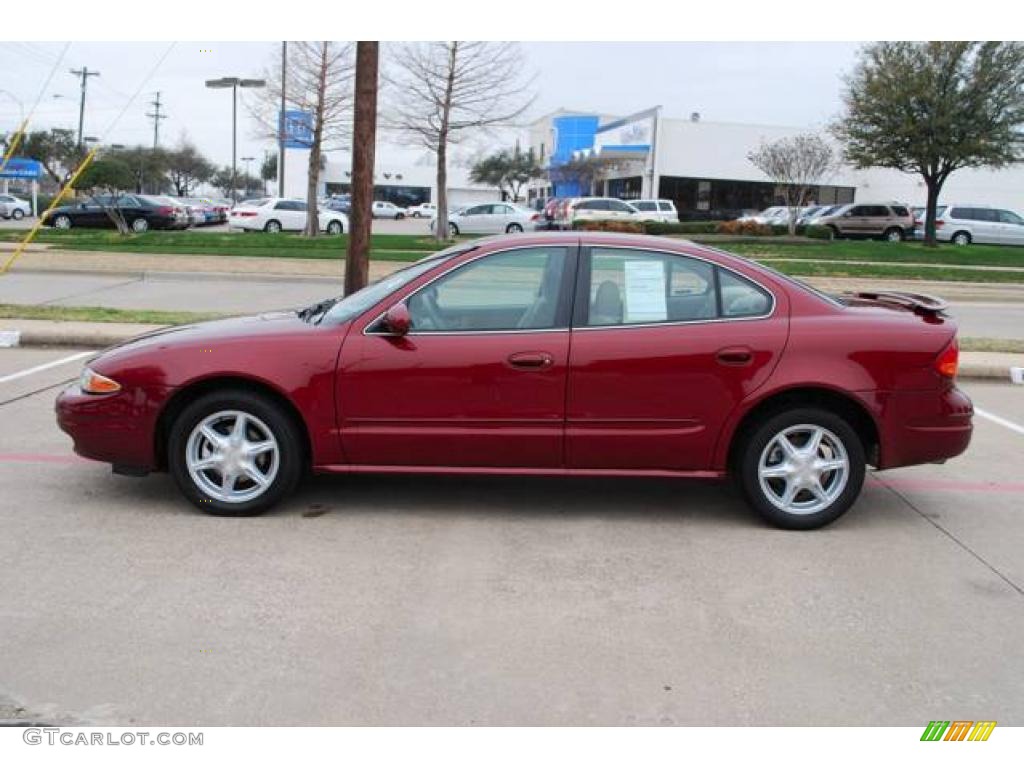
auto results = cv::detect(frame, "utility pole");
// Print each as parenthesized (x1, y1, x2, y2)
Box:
(70, 67, 100, 147)
(345, 41, 378, 296)
(146, 92, 167, 149)
(278, 41, 287, 198)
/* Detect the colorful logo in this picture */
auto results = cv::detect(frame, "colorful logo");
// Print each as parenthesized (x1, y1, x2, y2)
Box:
(920, 721, 996, 741)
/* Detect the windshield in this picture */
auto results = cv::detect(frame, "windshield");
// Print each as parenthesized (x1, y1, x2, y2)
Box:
(321, 244, 476, 324)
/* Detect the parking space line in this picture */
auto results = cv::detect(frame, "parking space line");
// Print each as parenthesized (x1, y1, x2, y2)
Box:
(0, 351, 92, 385)
(975, 407, 1024, 438)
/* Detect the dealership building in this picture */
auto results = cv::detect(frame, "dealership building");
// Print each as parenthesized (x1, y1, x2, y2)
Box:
(524, 107, 1024, 219)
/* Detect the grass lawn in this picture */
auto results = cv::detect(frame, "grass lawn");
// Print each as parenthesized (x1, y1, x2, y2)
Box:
(0, 304, 226, 325)
(724, 239, 1024, 269)
(0, 229, 451, 262)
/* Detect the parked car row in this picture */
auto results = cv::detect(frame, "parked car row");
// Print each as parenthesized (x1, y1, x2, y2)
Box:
(42, 194, 192, 232)
(911, 204, 1024, 246)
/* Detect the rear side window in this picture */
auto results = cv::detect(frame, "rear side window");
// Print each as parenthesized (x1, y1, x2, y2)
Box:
(999, 210, 1024, 225)
(635, 202, 657, 211)
(582, 248, 772, 327)
(658, 201, 674, 212)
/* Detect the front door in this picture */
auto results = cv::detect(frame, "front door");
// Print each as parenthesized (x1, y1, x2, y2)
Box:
(337, 245, 576, 468)
(566, 246, 789, 471)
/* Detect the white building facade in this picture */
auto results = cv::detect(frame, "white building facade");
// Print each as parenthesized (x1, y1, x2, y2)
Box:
(280, 141, 501, 209)
(526, 107, 1024, 219)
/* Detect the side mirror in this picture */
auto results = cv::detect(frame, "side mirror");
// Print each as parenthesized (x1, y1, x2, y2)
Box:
(382, 303, 411, 336)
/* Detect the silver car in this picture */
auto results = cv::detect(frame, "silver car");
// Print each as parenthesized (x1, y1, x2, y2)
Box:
(0, 194, 32, 220)
(432, 202, 539, 235)
(924, 204, 1024, 246)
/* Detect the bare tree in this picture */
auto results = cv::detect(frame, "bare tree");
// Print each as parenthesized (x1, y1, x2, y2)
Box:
(248, 41, 354, 237)
(385, 41, 535, 240)
(748, 133, 837, 235)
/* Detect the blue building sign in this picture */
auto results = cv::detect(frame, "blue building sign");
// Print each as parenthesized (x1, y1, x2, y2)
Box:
(0, 157, 44, 180)
(280, 110, 314, 149)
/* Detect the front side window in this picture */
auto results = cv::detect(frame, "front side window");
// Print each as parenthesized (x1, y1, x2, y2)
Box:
(998, 210, 1024, 225)
(464, 204, 490, 216)
(407, 247, 569, 332)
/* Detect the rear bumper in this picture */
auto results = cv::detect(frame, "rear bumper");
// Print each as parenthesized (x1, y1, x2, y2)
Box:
(876, 385, 973, 469)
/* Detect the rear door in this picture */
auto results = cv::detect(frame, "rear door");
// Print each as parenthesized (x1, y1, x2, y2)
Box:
(566, 245, 788, 470)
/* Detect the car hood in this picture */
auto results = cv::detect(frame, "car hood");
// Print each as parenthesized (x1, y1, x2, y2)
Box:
(96, 311, 329, 360)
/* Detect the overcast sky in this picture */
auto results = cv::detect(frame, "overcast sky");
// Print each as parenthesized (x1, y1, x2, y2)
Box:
(0, 41, 862, 167)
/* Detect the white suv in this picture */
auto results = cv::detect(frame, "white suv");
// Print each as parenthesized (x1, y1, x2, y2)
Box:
(556, 197, 641, 229)
(630, 199, 678, 223)
(920, 204, 1024, 246)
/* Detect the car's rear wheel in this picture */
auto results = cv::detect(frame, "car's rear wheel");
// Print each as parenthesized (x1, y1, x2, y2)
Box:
(326, 219, 343, 235)
(883, 227, 903, 242)
(396, 212, 405, 220)
(738, 408, 865, 530)
(952, 231, 971, 246)
(506, 222, 523, 233)
(53, 214, 72, 230)
(131, 218, 149, 233)
(264, 220, 282, 233)
(12, 209, 24, 220)
(168, 390, 304, 516)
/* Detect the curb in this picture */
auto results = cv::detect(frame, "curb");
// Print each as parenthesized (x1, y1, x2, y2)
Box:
(5, 326, 1019, 382)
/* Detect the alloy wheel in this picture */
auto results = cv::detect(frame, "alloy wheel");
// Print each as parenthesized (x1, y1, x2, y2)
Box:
(757, 424, 849, 516)
(185, 410, 280, 504)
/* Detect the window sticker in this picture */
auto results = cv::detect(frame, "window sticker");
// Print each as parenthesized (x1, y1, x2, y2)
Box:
(623, 260, 667, 322)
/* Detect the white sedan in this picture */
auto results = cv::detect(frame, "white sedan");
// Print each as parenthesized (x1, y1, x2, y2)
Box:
(0, 194, 32, 220)
(430, 202, 540, 235)
(228, 198, 348, 234)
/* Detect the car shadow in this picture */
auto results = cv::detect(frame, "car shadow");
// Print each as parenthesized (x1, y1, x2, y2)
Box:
(287, 472, 756, 527)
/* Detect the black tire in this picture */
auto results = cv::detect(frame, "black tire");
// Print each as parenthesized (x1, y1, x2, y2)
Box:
(131, 218, 149, 233)
(264, 219, 282, 233)
(327, 219, 343, 235)
(827, 224, 840, 240)
(396, 213, 405, 220)
(53, 214, 72, 230)
(168, 389, 305, 517)
(12, 209, 24, 220)
(448, 222, 459, 236)
(883, 227, 903, 242)
(952, 231, 971, 246)
(737, 407, 866, 530)
(506, 222, 523, 233)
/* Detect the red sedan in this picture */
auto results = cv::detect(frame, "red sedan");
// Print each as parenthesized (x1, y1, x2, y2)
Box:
(56, 232, 972, 529)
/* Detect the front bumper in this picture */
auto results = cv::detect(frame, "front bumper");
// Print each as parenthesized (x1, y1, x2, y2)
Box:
(55, 384, 168, 470)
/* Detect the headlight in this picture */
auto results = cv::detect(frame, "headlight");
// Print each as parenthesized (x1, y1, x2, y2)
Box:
(79, 367, 121, 394)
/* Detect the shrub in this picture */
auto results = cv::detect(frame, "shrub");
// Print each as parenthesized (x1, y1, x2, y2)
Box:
(572, 219, 645, 234)
(643, 221, 720, 235)
(803, 224, 833, 240)
(715, 219, 774, 236)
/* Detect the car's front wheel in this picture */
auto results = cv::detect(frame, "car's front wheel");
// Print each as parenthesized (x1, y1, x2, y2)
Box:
(883, 227, 904, 242)
(168, 390, 304, 516)
(738, 408, 865, 529)
(326, 219, 343, 235)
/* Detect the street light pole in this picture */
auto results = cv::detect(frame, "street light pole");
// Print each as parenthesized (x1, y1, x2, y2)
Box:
(205, 77, 265, 203)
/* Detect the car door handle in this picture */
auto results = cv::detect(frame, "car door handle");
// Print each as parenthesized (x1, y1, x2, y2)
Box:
(508, 352, 554, 369)
(716, 346, 753, 366)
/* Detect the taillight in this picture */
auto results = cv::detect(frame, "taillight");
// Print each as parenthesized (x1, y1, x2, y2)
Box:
(156, 206, 173, 215)
(935, 220, 944, 228)
(934, 338, 959, 379)
(530, 213, 539, 221)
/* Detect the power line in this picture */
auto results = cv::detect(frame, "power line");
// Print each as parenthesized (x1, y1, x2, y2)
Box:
(69, 66, 100, 147)
(146, 91, 168, 149)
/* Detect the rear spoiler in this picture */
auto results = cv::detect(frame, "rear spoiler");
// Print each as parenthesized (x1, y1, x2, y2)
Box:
(846, 291, 949, 316)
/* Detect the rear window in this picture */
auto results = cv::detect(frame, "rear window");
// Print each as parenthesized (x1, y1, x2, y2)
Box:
(658, 202, 674, 212)
(890, 205, 909, 217)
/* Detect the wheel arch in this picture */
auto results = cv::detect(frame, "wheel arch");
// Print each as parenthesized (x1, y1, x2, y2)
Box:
(722, 385, 881, 472)
(154, 375, 313, 472)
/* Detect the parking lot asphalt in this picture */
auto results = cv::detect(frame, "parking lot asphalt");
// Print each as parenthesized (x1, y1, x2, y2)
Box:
(0, 346, 1022, 727)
